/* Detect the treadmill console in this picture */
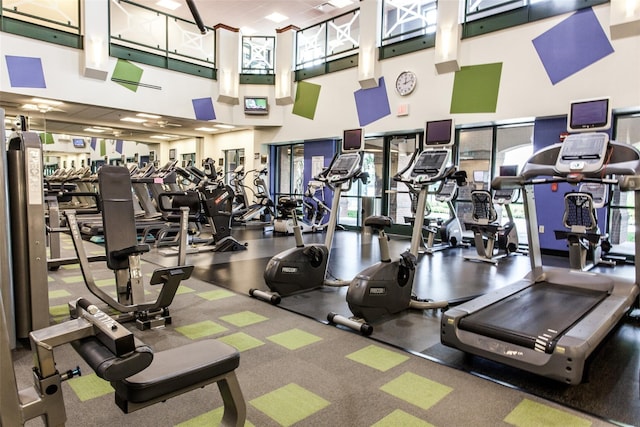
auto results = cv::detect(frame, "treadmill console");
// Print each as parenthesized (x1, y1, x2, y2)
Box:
(326, 152, 362, 183)
(409, 150, 450, 183)
(555, 132, 609, 174)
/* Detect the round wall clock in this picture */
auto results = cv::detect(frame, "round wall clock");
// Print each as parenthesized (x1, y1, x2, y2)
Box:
(395, 70, 417, 96)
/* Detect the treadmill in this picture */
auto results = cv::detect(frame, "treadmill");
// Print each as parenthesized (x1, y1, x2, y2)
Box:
(441, 130, 640, 384)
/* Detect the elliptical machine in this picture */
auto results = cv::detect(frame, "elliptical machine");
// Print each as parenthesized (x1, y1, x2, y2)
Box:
(328, 119, 463, 335)
(250, 128, 368, 302)
(418, 178, 465, 254)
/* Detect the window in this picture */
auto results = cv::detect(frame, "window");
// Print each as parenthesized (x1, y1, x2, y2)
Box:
(296, 9, 360, 70)
(242, 37, 275, 74)
(609, 113, 640, 257)
(381, 0, 437, 46)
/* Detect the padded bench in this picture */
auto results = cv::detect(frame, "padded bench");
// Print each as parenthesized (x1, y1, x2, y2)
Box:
(74, 337, 246, 426)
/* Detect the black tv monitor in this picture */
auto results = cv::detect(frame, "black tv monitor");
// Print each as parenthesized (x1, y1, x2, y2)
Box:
(72, 138, 86, 148)
(425, 119, 453, 146)
(568, 97, 610, 132)
(342, 128, 364, 151)
(244, 96, 269, 115)
(499, 164, 518, 176)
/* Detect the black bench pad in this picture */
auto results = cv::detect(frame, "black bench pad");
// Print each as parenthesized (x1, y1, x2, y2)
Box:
(112, 339, 239, 404)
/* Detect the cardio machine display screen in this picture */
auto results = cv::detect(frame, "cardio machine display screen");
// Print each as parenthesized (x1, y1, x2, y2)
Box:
(568, 98, 610, 131)
(412, 152, 447, 175)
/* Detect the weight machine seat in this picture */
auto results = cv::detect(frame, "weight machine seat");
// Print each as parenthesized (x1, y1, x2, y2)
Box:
(364, 215, 393, 230)
(99, 165, 139, 271)
(111, 339, 244, 419)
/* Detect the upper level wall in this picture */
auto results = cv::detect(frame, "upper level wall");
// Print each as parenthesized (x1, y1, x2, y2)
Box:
(2, 4, 639, 146)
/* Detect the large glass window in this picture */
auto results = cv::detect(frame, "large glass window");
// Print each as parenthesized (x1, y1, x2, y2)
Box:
(381, 0, 437, 46)
(295, 9, 360, 70)
(274, 144, 305, 198)
(242, 36, 275, 74)
(387, 135, 418, 226)
(338, 137, 385, 227)
(456, 124, 534, 241)
(610, 113, 640, 257)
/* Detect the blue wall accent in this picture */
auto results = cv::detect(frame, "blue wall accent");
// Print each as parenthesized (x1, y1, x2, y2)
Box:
(532, 116, 609, 251)
(304, 139, 337, 222)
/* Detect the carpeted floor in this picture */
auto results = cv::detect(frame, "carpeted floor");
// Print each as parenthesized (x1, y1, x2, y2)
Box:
(9, 231, 627, 426)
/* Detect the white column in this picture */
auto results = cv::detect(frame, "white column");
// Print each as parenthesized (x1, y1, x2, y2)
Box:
(434, 0, 461, 74)
(358, 0, 382, 89)
(275, 25, 298, 105)
(610, 0, 640, 39)
(215, 24, 240, 105)
(82, 0, 109, 80)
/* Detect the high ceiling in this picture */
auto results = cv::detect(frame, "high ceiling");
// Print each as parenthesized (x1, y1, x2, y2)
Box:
(1, 0, 359, 144)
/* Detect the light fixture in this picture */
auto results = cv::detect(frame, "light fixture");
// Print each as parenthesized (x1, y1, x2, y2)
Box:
(31, 98, 62, 106)
(328, 0, 353, 8)
(156, 0, 181, 11)
(265, 12, 288, 23)
(195, 127, 219, 132)
(136, 113, 161, 119)
(84, 127, 108, 133)
(121, 117, 147, 123)
(215, 124, 235, 129)
(150, 134, 173, 140)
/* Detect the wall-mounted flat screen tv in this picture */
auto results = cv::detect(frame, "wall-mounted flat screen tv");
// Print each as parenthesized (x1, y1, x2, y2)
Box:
(244, 97, 269, 115)
(72, 138, 86, 148)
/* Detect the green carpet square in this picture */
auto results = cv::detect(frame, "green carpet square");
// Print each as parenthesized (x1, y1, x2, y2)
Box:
(250, 383, 329, 426)
(372, 409, 435, 427)
(198, 289, 235, 301)
(505, 399, 591, 427)
(48, 276, 54, 282)
(49, 289, 71, 299)
(95, 278, 115, 287)
(346, 345, 409, 372)
(380, 372, 452, 410)
(267, 328, 322, 350)
(49, 304, 69, 318)
(60, 264, 80, 270)
(175, 285, 195, 295)
(220, 311, 268, 327)
(175, 407, 256, 427)
(89, 249, 104, 255)
(218, 332, 265, 352)
(68, 373, 113, 401)
(175, 320, 228, 340)
(62, 275, 84, 284)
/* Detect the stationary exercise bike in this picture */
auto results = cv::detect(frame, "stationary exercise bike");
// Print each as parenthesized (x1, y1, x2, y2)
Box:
(328, 119, 462, 334)
(250, 128, 367, 303)
(554, 182, 615, 270)
(328, 147, 463, 334)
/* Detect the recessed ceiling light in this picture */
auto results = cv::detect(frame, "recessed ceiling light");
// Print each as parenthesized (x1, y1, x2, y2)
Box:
(21, 104, 39, 111)
(84, 127, 108, 133)
(328, 0, 353, 8)
(150, 134, 173, 140)
(31, 98, 62, 106)
(136, 113, 161, 119)
(195, 127, 219, 132)
(265, 12, 288, 23)
(156, 0, 181, 11)
(121, 117, 147, 123)
(215, 124, 235, 129)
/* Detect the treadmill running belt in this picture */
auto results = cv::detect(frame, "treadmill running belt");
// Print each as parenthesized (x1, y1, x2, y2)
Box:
(458, 282, 609, 353)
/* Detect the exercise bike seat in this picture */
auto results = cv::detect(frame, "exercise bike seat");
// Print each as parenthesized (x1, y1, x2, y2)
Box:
(364, 215, 393, 230)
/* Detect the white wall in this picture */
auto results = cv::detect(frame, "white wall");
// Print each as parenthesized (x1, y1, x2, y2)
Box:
(2, 3, 638, 148)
